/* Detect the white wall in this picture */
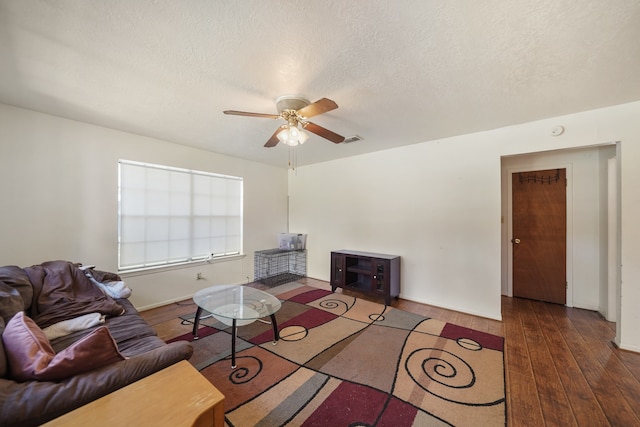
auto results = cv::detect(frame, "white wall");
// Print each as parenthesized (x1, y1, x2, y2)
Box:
(289, 136, 504, 320)
(0, 104, 289, 309)
(289, 101, 640, 352)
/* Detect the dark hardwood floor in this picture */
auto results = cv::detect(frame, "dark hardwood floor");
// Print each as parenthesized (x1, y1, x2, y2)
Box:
(140, 278, 640, 427)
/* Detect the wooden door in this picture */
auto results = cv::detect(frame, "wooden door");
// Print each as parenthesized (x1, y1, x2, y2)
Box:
(512, 168, 566, 304)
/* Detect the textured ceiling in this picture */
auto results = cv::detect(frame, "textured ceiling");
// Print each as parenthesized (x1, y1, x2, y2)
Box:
(1, 1, 639, 168)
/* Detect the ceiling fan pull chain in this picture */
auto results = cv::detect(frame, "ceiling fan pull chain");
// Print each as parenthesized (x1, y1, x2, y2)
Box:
(288, 147, 298, 171)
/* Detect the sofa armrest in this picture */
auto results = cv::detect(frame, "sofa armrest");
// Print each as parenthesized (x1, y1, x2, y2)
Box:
(0, 340, 193, 427)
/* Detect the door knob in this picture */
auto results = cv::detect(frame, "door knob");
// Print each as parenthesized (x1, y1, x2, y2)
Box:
(512, 238, 521, 244)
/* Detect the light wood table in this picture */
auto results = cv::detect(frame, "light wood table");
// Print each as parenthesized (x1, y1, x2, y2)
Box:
(44, 360, 225, 427)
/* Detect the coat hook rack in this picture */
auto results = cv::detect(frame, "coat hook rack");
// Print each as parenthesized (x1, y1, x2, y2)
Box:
(518, 169, 561, 184)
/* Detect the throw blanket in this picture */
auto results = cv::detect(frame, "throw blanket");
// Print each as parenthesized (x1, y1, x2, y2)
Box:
(25, 261, 124, 328)
(81, 266, 132, 299)
(43, 312, 106, 340)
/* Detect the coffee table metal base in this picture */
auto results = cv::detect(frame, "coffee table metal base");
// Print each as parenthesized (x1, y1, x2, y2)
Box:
(192, 306, 279, 368)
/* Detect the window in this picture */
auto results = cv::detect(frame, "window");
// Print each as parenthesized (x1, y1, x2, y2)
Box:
(118, 160, 243, 271)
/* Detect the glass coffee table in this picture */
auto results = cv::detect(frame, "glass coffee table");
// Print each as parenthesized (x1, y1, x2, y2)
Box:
(192, 285, 282, 368)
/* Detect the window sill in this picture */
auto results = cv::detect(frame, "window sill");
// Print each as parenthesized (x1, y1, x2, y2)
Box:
(119, 254, 246, 278)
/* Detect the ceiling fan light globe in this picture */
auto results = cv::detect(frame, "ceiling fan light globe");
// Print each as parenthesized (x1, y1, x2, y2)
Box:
(298, 129, 309, 144)
(276, 127, 289, 143)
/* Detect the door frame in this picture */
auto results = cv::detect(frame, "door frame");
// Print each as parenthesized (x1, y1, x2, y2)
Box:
(505, 163, 574, 307)
(607, 157, 619, 322)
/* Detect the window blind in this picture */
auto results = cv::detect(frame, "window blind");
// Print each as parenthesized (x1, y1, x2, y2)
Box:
(118, 160, 243, 271)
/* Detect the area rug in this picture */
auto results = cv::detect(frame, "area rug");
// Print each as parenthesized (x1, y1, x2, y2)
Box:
(168, 282, 506, 426)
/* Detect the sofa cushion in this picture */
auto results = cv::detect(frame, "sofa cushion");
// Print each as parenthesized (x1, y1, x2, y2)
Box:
(0, 266, 33, 311)
(2, 312, 125, 382)
(48, 298, 163, 358)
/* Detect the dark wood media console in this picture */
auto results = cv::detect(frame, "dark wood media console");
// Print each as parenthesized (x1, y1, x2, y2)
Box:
(330, 250, 400, 305)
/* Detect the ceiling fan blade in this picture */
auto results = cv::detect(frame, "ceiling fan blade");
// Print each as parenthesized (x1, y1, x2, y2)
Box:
(264, 126, 286, 147)
(223, 110, 280, 119)
(303, 121, 345, 143)
(297, 98, 338, 118)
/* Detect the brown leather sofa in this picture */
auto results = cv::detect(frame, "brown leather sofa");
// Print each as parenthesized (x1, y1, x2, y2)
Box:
(0, 262, 193, 427)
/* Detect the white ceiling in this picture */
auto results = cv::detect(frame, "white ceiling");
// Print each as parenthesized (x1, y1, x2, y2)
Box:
(1, 1, 639, 168)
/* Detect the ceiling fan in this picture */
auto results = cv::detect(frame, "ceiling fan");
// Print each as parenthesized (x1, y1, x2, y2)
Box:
(223, 96, 345, 147)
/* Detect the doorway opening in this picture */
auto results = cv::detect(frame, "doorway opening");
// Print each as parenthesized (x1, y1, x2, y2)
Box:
(501, 144, 618, 320)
